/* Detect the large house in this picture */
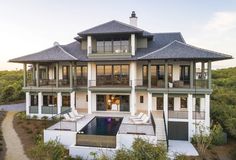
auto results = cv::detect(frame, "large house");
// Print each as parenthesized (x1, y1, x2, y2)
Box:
(10, 12, 232, 158)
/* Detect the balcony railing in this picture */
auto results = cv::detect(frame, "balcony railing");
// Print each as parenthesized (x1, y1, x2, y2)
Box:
(29, 106, 38, 114)
(151, 80, 165, 88)
(42, 105, 58, 114)
(135, 79, 148, 87)
(193, 111, 205, 120)
(89, 79, 132, 87)
(169, 80, 190, 88)
(168, 110, 188, 119)
(74, 78, 87, 87)
(194, 79, 208, 89)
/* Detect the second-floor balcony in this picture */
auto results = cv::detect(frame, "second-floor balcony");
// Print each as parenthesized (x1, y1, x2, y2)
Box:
(89, 77, 131, 88)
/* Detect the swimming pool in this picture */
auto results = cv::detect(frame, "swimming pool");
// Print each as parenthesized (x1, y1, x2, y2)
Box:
(79, 116, 123, 136)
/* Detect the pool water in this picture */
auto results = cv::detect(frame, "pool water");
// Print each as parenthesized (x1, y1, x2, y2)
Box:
(80, 117, 123, 136)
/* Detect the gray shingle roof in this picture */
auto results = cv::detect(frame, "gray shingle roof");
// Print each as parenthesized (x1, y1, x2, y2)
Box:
(78, 20, 144, 35)
(138, 40, 232, 60)
(9, 44, 77, 63)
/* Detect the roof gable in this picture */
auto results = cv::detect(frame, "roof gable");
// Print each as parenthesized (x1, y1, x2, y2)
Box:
(138, 40, 232, 61)
(78, 20, 144, 35)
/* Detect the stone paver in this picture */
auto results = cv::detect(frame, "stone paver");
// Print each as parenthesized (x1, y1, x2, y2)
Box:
(2, 111, 29, 160)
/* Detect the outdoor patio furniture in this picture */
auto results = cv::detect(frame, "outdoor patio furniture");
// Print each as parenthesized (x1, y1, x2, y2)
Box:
(63, 114, 77, 121)
(129, 112, 144, 120)
(132, 116, 150, 124)
(111, 104, 118, 111)
(68, 112, 83, 120)
(72, 110, 85, 118)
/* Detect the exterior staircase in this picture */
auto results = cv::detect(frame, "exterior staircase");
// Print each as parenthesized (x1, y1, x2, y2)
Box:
(151, 111, 168, 146)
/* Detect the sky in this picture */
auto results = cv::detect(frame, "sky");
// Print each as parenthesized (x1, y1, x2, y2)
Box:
(0, 0, 236, 70)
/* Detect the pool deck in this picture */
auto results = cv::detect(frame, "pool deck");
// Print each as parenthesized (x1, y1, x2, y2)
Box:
(47, 112, 155, 135)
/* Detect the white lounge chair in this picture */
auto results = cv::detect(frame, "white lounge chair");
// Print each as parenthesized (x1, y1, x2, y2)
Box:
(72, 110, 84, 118)
(129, 112, 144, 119)
(68, 112, 83, 120)
(63, 114, 76, 121)
(133, 116, 150, 124)
(131, 114, 148, 122)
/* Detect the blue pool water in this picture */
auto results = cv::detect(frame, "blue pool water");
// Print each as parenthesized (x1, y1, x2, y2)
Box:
(80, 117, 123, 136)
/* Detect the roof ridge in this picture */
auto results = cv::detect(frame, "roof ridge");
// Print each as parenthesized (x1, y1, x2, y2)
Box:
(57, 45, 78, 60)
(138, 40, 179, 59)
(113, 20, 144, 32)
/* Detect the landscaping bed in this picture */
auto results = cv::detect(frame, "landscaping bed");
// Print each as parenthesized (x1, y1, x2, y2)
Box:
(0, 111, 6, 160)
(13, 112, 59, 159)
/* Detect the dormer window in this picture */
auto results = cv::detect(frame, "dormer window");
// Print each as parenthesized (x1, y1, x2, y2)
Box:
(95, 39, 130, 54)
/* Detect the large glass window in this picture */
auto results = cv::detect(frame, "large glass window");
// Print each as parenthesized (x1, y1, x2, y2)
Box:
(62, 66, 69, 80)
(96, 39, 129, 53)
(30, 95, 38, 106)
(180, 65, 190, 84)
(181, 97, 187, 108)
(142, 65, 148, 86)
(62, 95, 70, 107)
(43, 95, 57, 106)
(96, 65, 129, 85)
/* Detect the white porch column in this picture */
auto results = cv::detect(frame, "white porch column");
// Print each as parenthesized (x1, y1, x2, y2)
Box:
(163, 93, 168, 127)
(87, 36, 92, 55)
(174, 97, 181, 111)
(200, 97, 205, 112)
(87, 62, 92, 114)
(131, 34, 135, 56)
(70, 91, 76, 110)
(26, 92, 30, 115)
(147, 92, 152, 117)
(57, 92, 62, 114)
(130, 62, 137, 115)
(188, 94, 193, 141)
(38, 92, 43, 114)
(205, 94, 210, 129)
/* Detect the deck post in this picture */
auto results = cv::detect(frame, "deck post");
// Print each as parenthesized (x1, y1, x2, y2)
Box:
(57, 92, 62, 114)
(205, 94, 210, 130)
(190, 61, 194, 88)
(188, 94, 193, 141)
(70, 91, 76, 110)
(147, 92, 152, 117)
(23, 63, 27, 87)
(38, 92, 42, 114)
(70, 62, 73, 88)
(163, 93, 168, 128)
(164, 61, 168, 88)
(208, 61, 211, 89)
(148, 61, 151, 88)
(56, 62, 59, 88)
(26, 92, 30, 115)
(36, 63, 39, 87)
(32, 64, 36, 84)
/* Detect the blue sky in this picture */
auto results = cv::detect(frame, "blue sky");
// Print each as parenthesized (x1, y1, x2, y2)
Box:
(0, 0, 236, 70)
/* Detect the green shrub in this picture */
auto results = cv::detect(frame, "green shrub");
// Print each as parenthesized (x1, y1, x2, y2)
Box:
(32, 115, 38, 120)
(174, 154, 188, 160)
(17, 112, 27, 120)
(41, 116, 48, 120)
(29, 140, 68, 160)
(113, 138, 167, 160)
(211, 123, 226, 145)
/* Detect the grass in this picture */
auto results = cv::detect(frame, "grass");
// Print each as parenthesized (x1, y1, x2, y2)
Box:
(13, 112, 58, 159)
(0, 111, 6, 160)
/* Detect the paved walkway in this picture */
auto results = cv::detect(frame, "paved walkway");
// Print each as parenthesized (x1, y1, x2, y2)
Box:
(0, 103, 25, 111)
(2, 111, 29, 160)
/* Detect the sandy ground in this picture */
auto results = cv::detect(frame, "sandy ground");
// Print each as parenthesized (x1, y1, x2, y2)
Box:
(2, 112, 29, 160)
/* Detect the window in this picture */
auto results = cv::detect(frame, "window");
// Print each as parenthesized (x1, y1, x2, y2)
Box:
(168, 65, 173, 82)
(62, 66, 69, 80)
(96, 39, 129, 53)
(195, 98, 200, 112)
(30, 95, 38, 106)
(157, 65, 165, 80)
(142, 65, 148, 86)
(181, 97, 187, 108)
(43, 95, 57, 106)
(140, 96, 144, 103)
(39, 68, 47, 79)
(180, 65, 190, 84)
(62, 95, 70, 107)
(86, 95, 88, 102)
(54, 66, 56, 80)
(168, 97, 174, 110)
(76, 66, 87, 78)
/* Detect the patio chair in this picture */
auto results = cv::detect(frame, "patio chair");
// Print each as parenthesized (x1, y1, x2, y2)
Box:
(72, 110, 85, 118)
(63, 114, 76, 121)
(129, 112, 144, 119)
(68, 112, 83, 120)
(133, 116, 150, 124)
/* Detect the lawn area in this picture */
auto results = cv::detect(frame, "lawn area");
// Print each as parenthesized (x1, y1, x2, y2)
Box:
(13, 112, 59, 159)
(0, 111, 6, 160)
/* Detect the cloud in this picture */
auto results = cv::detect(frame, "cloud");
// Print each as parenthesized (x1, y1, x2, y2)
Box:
(205, 11, 236, 32)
